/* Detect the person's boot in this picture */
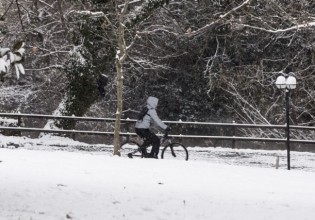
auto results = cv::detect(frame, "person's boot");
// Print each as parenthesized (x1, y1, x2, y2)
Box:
(140, 147, 147, 158)
(147, 152, 158, 159)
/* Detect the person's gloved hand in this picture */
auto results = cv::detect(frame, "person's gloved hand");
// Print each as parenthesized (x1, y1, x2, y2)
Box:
(165, 126, 171, 133)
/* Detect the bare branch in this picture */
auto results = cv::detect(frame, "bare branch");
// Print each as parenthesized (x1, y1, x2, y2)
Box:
(15, 0, 24, 30)
(239, 22, 315, 33)
(25, 65, 64, 71)
(187, 0, 251, 37)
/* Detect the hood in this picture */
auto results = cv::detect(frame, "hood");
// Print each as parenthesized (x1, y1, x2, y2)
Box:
(147, 96, 159, 109)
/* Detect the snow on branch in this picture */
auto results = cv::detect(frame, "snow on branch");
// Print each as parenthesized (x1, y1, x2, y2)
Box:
(0, 42, 26, 80)
(239, 22, 315, 33)
(38, 0, 55, 9)
(186, 0, 315, 37)
(67, 10, 106, 19)
(25, 65, 64, 71)
(118, 0, 141, 8)
(187, 0, 251, 37)
(136, 25, 179, 36)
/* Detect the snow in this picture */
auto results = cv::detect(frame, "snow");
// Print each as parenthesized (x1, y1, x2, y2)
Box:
(0, 117, 17, 127)
(1, 135, 315, 220)
(0, 47, 26, 79)
(0, 57, 8, 73)
(69, 46, 86, 66)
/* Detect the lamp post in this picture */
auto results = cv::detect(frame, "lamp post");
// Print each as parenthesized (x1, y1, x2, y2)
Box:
(275, 73, 297, 170)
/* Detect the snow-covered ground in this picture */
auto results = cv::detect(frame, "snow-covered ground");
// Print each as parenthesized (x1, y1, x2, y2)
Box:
(1, 134, 315, 220)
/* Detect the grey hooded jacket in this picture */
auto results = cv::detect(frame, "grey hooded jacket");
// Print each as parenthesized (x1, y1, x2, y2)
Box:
(135, 96, 167, 130)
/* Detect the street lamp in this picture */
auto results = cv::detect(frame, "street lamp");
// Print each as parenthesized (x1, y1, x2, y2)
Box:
(275, 72, 297, 170)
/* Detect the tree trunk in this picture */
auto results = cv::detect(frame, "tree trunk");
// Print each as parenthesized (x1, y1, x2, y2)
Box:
(113, 0, 129, 156)
(113, 61, 123, 156)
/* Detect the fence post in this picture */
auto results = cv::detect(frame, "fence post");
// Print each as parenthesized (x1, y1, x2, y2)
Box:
(17, 115, 22, 136)
(71, 116, 76, 140)
(232, 120, 236, 149)
(275, 156, 280, 169)
(72, 133, 76, 140)
(126, 119, 131, 143)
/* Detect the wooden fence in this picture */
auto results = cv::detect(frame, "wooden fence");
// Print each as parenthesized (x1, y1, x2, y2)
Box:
(0, 112, 315, 147)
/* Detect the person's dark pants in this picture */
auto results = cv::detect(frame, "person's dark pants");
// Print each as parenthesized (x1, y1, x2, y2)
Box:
(135, 128, 160, 157)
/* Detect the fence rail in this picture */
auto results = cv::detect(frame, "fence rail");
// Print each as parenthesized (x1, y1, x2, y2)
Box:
(0, 112, 315, 145)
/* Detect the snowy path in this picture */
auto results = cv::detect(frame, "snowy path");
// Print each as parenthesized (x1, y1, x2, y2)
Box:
(1, 147, 315, 220)
(1, 134, 315, 171)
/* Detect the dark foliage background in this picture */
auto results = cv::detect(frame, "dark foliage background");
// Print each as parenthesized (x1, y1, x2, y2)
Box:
(0, 0, 315, 145)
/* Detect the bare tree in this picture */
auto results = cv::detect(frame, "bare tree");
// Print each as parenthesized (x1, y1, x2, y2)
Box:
(112, 0, 170, 155)
(113, 0, 129, 156)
